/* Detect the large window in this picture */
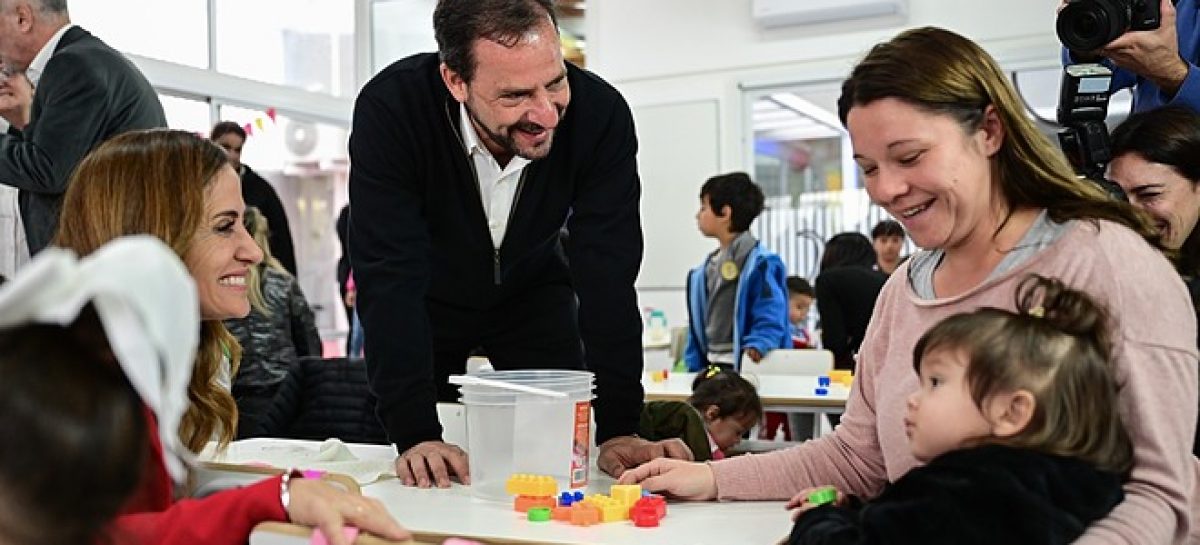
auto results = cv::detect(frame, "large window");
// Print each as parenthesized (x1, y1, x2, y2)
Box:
(159, 94, 212, 135)
(371, 0, 438, 73)
(71, 1, 209, 68)
(214, 0, 356, 97)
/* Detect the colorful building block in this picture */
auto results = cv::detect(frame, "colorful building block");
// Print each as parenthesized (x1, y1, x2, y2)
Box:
(634, 495, 667, 519)
(817, 376, 831, 387)
(514, 495, 557, 513)
(814, 387, 828, 395)
(559, 490, 584, 506)
(506, 474, 557, 497)
(528, 507, 552, 522)
(829, 370, 853, 386)
(807, 487, 838, 506)
(630, 503, 662, 528)
(610, 484, 643, 506)
(650, 369, 670, 382)
(551, 505, 573, 521)
(582, 494, 629, 522)
(568, 503, 601, 526)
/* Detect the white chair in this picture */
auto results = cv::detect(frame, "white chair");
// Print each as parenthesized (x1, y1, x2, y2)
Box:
(739, 349, 836, 442)
(740, 348, 834, 376)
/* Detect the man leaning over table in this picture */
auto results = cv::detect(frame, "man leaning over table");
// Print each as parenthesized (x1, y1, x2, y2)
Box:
(349, 0, 691, 488)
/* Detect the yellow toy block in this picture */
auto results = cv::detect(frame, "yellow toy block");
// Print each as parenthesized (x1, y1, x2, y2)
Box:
(609, 484, 642, 506)
(582, 494, 629, 522)
(829, 370, 853, 386)
(505, 474, 557, 497)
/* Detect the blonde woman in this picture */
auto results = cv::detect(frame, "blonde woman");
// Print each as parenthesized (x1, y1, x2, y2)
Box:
(54, 129, 407, 545)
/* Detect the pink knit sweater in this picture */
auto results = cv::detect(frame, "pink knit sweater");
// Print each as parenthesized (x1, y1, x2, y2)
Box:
(711, 220, 1199, 544)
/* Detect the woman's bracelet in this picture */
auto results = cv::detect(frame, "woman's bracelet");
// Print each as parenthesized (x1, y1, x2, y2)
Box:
(279, 468, 305, 513)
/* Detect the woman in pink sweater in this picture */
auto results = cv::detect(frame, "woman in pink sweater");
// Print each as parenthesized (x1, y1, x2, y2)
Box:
(620, 27, 1199, 544)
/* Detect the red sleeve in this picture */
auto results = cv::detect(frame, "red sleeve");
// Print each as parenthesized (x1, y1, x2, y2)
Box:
(111, 476, 288, 545)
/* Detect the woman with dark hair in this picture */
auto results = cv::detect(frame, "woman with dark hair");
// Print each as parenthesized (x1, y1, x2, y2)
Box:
(620, 27, 1196, 544)
(1110, 104, 1200, 456)
(815, 233, 887, 371)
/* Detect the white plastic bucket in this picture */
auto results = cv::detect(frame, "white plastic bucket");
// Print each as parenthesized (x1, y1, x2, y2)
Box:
(459, 369, 594, 502)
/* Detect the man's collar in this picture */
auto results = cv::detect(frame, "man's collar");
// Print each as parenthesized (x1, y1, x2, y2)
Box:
(457, 102, 531, 171)
(458, 102, 483, 157)
(25, 23, 74, 88)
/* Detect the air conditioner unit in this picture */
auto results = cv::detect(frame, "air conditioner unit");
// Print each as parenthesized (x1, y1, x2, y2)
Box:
(753, 0, 907, 28)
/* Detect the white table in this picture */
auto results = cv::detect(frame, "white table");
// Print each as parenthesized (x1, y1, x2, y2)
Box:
(234, 438, 793, 545)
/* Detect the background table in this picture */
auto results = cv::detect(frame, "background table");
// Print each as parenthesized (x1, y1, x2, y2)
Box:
(644, 370, 847, 417)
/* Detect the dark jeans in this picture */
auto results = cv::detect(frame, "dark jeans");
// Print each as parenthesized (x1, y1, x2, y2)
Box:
(430, 283, 586, 403)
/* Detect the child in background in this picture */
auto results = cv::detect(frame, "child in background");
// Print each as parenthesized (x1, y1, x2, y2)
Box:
(786, 275, 1130, 545)
(639, 368, 762, 461)
(786, 276, 815, 348)
(759, 276, 817, 441)
(684, 172, 790, 371)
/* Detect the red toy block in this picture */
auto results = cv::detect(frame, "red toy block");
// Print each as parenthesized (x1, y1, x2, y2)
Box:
(632, 509, 661, 528)
(634, 495, 667, 518)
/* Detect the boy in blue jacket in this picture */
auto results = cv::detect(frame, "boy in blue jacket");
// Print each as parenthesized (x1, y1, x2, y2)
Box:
(684, 172, 790, 371)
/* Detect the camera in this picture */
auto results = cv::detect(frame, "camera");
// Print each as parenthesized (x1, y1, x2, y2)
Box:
(1056, 63, 1128, 200)
(1057, 0, 1161, 52)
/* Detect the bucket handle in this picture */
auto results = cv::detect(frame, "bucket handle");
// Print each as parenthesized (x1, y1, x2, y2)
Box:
(448, 375, 568, 399)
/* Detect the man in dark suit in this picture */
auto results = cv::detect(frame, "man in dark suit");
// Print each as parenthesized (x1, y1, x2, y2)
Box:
(210, 121, 298, 276)
(0, 0, 166, 254)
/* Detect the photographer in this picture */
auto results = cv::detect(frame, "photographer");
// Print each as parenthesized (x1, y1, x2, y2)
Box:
(1060, 0, 1200, 113)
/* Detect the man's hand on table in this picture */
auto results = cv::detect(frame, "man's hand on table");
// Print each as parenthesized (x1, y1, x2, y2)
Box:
(394, 440, 469, 488)
(597, 435, 694, 478)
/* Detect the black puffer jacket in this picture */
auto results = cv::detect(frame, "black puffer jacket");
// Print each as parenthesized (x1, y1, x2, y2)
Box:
(225, 267, 320, 389)
(242, 356, 388, 445)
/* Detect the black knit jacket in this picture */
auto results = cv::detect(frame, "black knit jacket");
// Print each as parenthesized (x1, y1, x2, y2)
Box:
(242, 356, 388, 445)
(348, 53, 644, 451)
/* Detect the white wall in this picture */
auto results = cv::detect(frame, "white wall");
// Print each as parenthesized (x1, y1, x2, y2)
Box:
(588, 0, 1065, 328)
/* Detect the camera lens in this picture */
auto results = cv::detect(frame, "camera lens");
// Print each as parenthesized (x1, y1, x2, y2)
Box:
(1057, 0, 1130, 52)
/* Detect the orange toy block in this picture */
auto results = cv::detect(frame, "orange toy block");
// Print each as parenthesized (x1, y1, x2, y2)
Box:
(551, 505, 573, 521)
(513, 495, 557, 513)
(569, 503, 601, 526)
(505, 474, 557, 497)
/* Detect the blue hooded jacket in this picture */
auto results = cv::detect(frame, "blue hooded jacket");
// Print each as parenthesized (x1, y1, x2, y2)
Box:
(684, 242, 790, 371)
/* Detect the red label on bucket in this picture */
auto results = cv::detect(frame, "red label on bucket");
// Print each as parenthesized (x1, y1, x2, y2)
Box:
(570, 401, 590, 489)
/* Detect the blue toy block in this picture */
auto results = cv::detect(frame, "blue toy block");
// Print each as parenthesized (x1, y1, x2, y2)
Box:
(814, 387, 828, 396)
(818, 376, 831, 387)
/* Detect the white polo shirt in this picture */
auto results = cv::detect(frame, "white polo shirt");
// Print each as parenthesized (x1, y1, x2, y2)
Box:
(459, 103, 529, 249)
